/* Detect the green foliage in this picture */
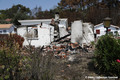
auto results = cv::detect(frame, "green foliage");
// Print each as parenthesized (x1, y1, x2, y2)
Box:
(0, 34, 26, 80)
(0, 20, 10, 24)
(0, 4, 31, 25)
(0, 34, 24, 48)
(0, 4, 30, 19)
(91, 41, 95, 46)
(0, 41, 22, 80)
(94, 35, 120, 77)
(0, 34, 55, 80)
(57, 0, 120, 25)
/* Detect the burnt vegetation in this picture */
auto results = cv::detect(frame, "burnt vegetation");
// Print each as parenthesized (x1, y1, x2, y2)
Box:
(0, 0, 120, 26)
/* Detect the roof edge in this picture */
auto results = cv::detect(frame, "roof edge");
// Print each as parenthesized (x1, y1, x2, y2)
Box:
(94, 23, 119, 28)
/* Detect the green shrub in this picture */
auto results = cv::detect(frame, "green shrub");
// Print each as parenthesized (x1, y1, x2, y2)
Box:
(0, 49, 21, 80)
(94, 35, 120, 77)
(0, 34, 54, 80)
(0, 34, 24, 48)
(0, 35, 26, 80)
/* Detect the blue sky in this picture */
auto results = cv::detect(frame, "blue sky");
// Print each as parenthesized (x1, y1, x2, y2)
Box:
(0, 0, 60, 11)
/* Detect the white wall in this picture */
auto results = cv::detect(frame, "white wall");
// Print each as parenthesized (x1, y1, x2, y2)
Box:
(59, 19, 68, 29)
(94, 25, 105, 37)
(71, 20, 94, 45)
(38, 27, 51, 46)
(71, 20, 83, 43)
(17, 23, 54, 47)
(87, 24, 94, 42)
(41, 23, 54, 42)
(59, 27, 69, 38)
(118, 28, 120, 35)
(23, 26, 51, 47)
(59, 24, 69, 38)
(17, 27, 27, 37)
(82, 23, 94, 44)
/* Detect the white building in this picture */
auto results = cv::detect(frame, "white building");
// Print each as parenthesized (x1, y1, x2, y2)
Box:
(0, 24, 16, 34)
(94, 23, 119, 38)
(17, 23, 54, 47)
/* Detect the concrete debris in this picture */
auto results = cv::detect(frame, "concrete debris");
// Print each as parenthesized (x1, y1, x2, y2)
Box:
(68, 55, 75, 62)
(42, 36, 94, 59)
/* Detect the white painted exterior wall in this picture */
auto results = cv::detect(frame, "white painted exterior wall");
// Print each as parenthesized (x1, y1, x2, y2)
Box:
(0, 25, 16, 34)
(23, 28, 51, 47)
(18, 18, 68, 29)
(71, 20, 94, 45)
(71, 20, 83, 43)
(94, 23, 119, 37)
(118, 28, 120, 35)
(17, 23, 54, 47)
(87, 24, 94, 42)
(59, 27, 69, 38)
(40, 23, 54, 42)
(59, 24, 69, 38)
(82, 23, 94, 44)
(17, 27, 26, 37)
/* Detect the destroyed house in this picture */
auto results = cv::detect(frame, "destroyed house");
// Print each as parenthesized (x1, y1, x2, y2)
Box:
(17, 23, 54, 47)
(17, 13, 69, 47)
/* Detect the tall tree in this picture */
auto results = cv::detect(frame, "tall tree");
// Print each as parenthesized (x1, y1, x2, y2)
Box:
(58, 0, 82, 10)
(57, 0, 120, 26)
(0, 4, 31, 25)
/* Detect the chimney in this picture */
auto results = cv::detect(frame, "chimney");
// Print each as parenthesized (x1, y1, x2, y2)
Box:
(55, 12, 59, 21)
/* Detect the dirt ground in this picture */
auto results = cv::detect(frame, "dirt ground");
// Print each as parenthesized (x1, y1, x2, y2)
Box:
(51, 52, 99, 80)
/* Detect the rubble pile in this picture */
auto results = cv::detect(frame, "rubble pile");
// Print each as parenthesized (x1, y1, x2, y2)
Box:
(43, 37, 93, 59)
